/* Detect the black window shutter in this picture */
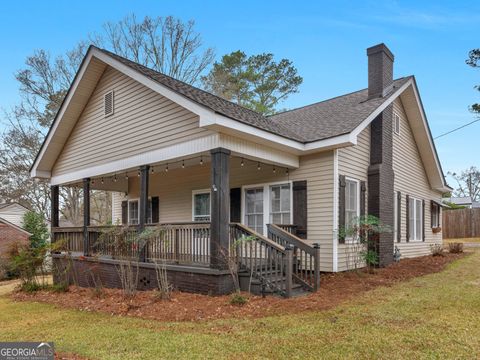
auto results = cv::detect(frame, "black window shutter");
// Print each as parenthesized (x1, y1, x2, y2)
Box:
(406, 195, 410, 242)
(397, 191, 402, 242)
(230, 188, 241, 223)
(422, 199, 426, 241)
(121, 201, 128, 225)
(338, 175, 346, 244)
(360, 181, 366, 218)
(292, 180, 308, 239)
(151, 197, 159, 224)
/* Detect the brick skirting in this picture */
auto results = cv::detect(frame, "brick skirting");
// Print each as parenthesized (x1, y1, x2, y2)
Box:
(52, 254, 234, 295)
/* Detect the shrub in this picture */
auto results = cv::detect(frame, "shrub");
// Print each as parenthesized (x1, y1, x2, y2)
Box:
(22, 211, 49, 249)
(430, 244, 444, 257)
(448, 242, 464, 254)
(230, 293, 248, 306)
(49, 282, 69, 293)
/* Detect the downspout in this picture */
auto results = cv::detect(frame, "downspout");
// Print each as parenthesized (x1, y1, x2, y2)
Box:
(332, 149, 339, 272)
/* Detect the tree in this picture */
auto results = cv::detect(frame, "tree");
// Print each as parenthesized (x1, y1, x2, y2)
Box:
(0, 14, 214, 222)
(448, 167, 480, 201)
(22, 211, 49, 248)
(466, 49, 480, 114)
(202, 50, 303, 115)
(91, 14, 214, 85)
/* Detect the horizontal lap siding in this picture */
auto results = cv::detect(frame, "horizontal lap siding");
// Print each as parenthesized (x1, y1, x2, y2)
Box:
(52, 66, 212, 176)
(393, 99, 442, 257)
(0, 205, 28, 228)
(337, 126, 370, 271)
(126, 151, 335, 271)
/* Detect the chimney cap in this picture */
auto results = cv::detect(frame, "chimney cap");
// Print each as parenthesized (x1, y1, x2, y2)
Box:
(367, 43, 394, 62)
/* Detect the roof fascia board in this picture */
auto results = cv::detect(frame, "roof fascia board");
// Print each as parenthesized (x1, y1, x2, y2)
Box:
(0, 218, 32, 236)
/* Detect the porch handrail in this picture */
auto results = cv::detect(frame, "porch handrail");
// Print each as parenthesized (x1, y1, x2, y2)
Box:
(229, 223, 293, 298)
(267, 224, 320, 292)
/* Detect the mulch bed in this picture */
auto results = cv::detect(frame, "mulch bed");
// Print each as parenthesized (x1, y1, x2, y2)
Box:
(12, 253, 465, 323)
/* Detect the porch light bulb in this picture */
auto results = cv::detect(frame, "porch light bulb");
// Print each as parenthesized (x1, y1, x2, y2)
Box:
(286, 168, 289, 176)
(101, 177, 104, 184)
(151, 167, 154, 174)
(137, 171, 140, 177)
(200, 156, 203, 165)
(182, 160, 185, 169)
(91, 179, 95, 185)
(165, 164, 169, 172)
(125, 173, 129, 180)
(273, 166, 276, 173)
(241, 158, 244, 167)
(257, 162, 261, 170)
(113, 174, 117, 182)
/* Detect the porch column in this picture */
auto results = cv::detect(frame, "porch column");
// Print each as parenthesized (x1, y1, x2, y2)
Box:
(210, 148, 230, 269)
(83, 178, 90, 256)
(139, 165, 150, 262)
(50, 185, 59, 228)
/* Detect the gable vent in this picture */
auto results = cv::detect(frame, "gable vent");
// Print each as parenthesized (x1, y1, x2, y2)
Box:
(104, 90, 114, 117)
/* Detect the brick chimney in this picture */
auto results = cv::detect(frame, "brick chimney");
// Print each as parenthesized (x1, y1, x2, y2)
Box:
(367, 43, 394, 98)
(367, 43, 395, 267)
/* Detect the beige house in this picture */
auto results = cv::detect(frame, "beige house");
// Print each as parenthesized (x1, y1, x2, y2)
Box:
(30, 43, 450, 296)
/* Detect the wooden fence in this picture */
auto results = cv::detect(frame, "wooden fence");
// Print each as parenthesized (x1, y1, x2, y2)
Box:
(443, 208, 480, 239)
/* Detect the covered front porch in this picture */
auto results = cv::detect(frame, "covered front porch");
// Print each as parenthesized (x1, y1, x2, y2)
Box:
(50, 148, 320, 297)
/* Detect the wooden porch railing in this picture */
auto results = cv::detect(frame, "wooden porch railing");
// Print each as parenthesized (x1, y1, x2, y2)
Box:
(52, 222, 211, 266)
(267, 224, 320, 291)
(229, 223, 294, 298)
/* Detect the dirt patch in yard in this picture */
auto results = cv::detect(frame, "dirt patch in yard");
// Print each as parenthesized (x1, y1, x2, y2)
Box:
(11, 252, 466, 322)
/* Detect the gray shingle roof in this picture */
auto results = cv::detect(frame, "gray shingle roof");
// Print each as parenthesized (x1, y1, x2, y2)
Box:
(98, 47, 411, 144)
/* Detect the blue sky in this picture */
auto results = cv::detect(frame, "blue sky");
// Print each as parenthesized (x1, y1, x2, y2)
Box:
(0, 0, 478, 177)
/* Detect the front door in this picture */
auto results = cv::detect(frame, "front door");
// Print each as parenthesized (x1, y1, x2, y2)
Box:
(244, 187, 264, 234)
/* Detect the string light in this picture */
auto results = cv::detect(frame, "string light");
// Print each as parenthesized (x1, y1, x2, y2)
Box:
(137, 170, 140, 177)
(151, 166, 155, 174)
(241, 158, 245, 167)
(125, 172, 129, 180)
(113, 174, 117, 182)
(91, 179, 95, 185)
(257, 162, 261, 171)
(165, 164, 169, 172)
(286, 168, 289, 176)
(182, 160, 185, 169)
(200, 156, 203, 165)
(273, 166, 276, 174)
(101, 177, 104, 185)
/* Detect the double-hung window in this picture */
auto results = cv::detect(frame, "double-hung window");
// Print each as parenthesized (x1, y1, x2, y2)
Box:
(270, 184, 291, 225)
(431, 202, 440, 228)
(345, 178, 360, 233)
(409, 197, 423, 240)
(193, 191, 211, 222)
(128, 199, 152, 225)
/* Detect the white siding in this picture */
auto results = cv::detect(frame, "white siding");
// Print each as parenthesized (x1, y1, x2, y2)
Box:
(393, 98, 443, 257)
(337, 126, 370, 271)
(0, 204, 28, 228)
(52, 66, 213, 177)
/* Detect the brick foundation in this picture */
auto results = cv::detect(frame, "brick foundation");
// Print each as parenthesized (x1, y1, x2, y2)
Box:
(52, 255, 234, 295)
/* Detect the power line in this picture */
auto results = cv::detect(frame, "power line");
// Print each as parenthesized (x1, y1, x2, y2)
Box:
(434, 118, 480, 139)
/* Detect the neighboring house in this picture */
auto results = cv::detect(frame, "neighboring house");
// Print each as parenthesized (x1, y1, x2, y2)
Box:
(0, 218, 31, 257)
(442, 196, 480, 208)
(0, 203, 30, 259)
(29, 43, 450, 296)
(0, 202, 29, 228)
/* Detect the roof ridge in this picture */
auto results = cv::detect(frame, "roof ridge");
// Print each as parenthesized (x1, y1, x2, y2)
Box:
(269, 76, 409, 118)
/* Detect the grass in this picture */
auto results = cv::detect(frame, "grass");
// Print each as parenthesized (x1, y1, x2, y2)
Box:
(1, 253, 480, 359)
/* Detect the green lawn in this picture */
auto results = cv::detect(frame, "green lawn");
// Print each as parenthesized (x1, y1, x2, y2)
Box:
(1, 252, 480, 360)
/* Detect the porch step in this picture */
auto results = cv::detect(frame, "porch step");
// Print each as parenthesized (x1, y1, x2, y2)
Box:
(238, 271, 308, 297)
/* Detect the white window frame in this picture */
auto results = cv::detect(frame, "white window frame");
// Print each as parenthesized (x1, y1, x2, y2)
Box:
(127, 198, 153, 225)
(393, 112, 401, 135)
(344, 177, 361, 242)
(192, 189, 211, 222)
(241, 181, 293, 235)
(409, 197, 423, 241)
(394, 192, 398, 237)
